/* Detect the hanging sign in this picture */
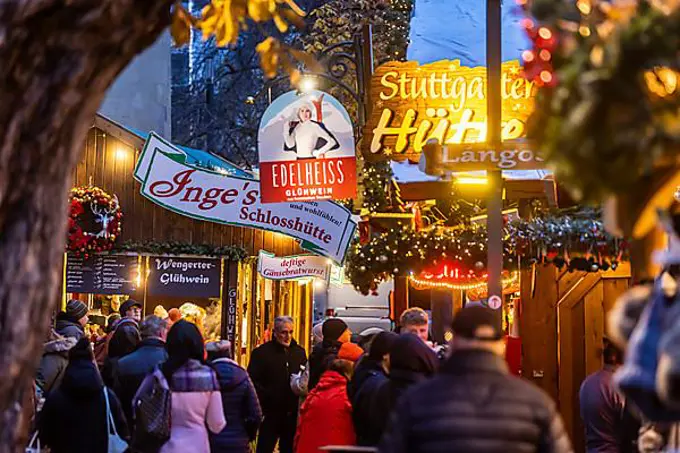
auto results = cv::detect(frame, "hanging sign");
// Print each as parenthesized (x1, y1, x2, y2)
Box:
(65, 254, 139, 295)
(135, 134, 356, 264)
(364, 59, 538, 165)
(258, 90, 357, 204)
(257, 250, 329, 280)
(147, 256, 222, 298)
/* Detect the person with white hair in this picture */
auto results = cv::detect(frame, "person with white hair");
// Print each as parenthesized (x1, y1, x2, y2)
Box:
(283, 103, 339, 159)
(247, 316, 307, 453)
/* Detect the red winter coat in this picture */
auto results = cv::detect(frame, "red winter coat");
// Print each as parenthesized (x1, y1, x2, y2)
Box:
(295, 371, 356, 453)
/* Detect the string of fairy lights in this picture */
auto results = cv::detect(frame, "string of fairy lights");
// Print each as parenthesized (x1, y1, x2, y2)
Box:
(409, 271, 520, 292)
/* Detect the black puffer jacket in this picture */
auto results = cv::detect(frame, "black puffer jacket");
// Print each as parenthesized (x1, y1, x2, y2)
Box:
(378, 349, 573, 453)
(247, 339, 306, 417)
(370, 334, 438, 444)
(210, 358, 263, 453)
(349, 357, 389, 446)
(38, 356, 129, 453)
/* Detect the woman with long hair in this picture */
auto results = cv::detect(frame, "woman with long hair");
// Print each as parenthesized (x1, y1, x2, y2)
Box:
(159, 320, 226, 453)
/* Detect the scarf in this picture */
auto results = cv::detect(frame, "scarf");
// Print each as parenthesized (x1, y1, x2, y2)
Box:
(170, 359, 220, 393)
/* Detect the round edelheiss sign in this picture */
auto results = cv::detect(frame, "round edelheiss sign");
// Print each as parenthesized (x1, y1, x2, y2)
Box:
(258, 90, 357, 204)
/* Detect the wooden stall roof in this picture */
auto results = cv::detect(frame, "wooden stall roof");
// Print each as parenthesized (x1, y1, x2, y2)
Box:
(77, 114, 303, 257)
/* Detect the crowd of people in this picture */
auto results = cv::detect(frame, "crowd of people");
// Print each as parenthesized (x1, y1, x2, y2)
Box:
(29, 299, 578, 453)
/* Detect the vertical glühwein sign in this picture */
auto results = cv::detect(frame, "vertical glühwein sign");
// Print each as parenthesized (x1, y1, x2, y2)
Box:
(363, 59, 541, 170)
(258, 90, 357, 203)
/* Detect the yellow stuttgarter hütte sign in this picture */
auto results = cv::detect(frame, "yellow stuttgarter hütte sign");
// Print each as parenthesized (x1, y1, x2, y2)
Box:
(363, 59, 537, 164)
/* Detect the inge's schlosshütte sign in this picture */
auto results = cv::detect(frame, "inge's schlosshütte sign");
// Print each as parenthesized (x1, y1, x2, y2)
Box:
(364, 59, 541, 170)
(134, 134, 357, 264)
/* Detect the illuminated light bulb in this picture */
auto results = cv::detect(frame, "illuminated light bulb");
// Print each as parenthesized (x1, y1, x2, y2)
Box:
(521, 18, 535, 30)
(539, 49, 551, 61)
(522, 50, 535, 62)
(579, 25, 591, 37)
(538, 27, 552, 40)
(540, 71, 553, 84)
(577, 0, 592, 15)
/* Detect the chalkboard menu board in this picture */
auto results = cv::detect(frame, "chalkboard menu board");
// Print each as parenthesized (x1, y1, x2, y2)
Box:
(66, 255, 139, 295)
(147, 256, 221, 298)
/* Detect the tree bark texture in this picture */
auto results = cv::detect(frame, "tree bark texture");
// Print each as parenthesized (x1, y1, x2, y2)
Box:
(0, 1, 174, 450)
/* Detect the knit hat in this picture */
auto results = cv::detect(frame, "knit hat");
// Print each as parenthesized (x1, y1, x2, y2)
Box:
(338, 342, 364, 363)
(119, 299, 142, 317)
(322, 318, 348, 342)
(451, 306, 502, 341)
(66, 299, 88, 321)
(368, 331, 399, 360)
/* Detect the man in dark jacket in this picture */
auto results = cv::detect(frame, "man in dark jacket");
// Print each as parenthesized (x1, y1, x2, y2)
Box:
(308, 318, 350, 390)
(379, 306, 573, 453)
(248, 316, 307, 453)
(580, 338, 639, 453)
(208, 340, 262, 453)
(104, 299, 142, 386)
(38, 338, 129, 453)
(55, 300, 89, 340)
(370, 333, 438, 445)
(349, 331, 399, 446)
(113, 314, 168, 425)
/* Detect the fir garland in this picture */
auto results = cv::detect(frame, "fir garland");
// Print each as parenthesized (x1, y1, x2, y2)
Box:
(505, 208, 627, 271)
(523, 0, 680, 202)
(113, 240, 247, 261)
(345, 208, 627, 294)
(345, 225, 514, 295)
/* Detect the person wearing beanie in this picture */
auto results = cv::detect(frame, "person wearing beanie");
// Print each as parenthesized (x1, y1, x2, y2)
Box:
(55, 299, 89, 340)
(295, 359, 356, 453)
(38, 338, 129, 453)
(308, 318, 350, 391)
(104, 299, 142, 387)
(338, 342, 364, 363)
(378, 306, 572, 453)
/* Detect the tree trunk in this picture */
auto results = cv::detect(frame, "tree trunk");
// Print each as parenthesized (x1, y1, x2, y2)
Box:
(0, 1, 174, 450)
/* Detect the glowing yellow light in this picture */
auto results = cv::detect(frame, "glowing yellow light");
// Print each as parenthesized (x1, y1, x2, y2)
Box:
(409, 272, 519, 291)
(579, 25, 591, 37)
(299, 77, 316, 93)
(455, 176, 488, 185)
(115, 148, 128, 161)
(538, 27, 552, 40)
(577, 0, 592, 15)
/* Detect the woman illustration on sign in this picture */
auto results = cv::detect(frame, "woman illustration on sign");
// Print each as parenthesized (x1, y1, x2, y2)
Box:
(283, 102, 340, 160)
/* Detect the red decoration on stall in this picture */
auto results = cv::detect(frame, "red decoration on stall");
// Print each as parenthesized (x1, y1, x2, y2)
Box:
(519, 2, 558, 87)
(67, 186, 122, 258)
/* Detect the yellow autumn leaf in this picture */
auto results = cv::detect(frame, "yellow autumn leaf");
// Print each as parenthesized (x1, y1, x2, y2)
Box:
(257, 37, 281, 78)
(278, 0, 307, 17)
(171, 3, 194, 46)
(272, 11, 289, 32)
(248, 0, 275, 22)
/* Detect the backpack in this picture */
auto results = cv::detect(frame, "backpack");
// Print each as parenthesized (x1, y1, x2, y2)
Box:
(132, 367, 171, 453)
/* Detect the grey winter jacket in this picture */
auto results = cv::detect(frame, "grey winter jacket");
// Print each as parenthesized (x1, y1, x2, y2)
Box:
(36, 335, 77, 394)
(378, 349, 573, 453)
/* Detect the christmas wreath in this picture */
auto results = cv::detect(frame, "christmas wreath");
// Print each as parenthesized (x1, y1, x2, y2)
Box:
(67, 186, 122, 257)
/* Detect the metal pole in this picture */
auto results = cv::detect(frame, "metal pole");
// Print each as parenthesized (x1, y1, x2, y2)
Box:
(486, 0, 503, 329)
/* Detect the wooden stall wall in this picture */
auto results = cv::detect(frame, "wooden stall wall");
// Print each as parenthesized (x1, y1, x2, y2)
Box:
(76, 122, 303, 257)
(521, 263, 631, 453)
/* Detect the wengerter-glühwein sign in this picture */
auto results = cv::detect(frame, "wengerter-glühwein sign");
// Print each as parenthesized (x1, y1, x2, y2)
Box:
(134, 134, 357, 263)
(257, 250, 330, 280)
(364, 59, 542, 170)
(258, 90, 357, 203)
